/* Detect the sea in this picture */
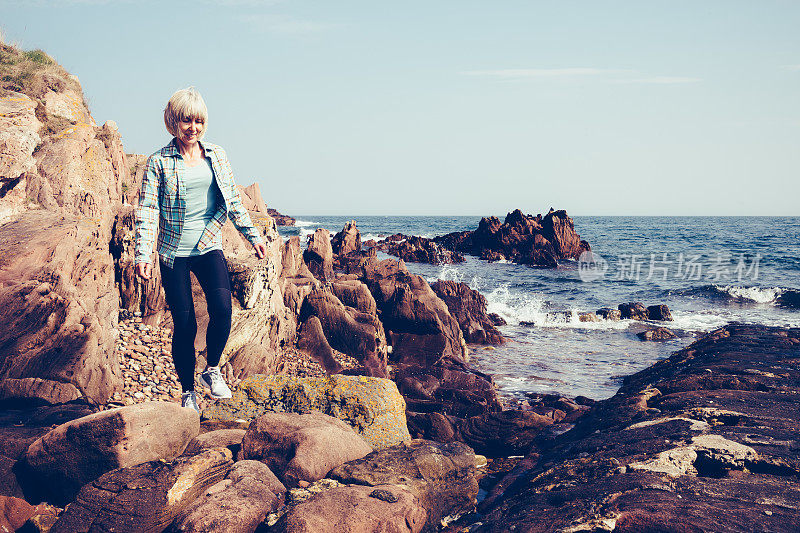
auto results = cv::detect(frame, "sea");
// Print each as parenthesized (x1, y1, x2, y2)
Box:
(277, 216, 800, 401)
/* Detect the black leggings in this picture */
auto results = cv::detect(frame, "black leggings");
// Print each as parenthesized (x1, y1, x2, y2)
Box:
(159, 249, 232, 392)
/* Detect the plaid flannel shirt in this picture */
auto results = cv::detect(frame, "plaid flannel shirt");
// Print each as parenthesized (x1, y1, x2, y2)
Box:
(135, 138, 264, 268)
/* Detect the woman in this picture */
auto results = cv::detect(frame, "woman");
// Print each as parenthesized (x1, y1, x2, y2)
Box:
(135, 87, 267, 412)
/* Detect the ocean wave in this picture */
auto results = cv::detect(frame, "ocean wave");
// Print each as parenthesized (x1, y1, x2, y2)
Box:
(293, 219, 321, 228)
(707, 284, 785, 304)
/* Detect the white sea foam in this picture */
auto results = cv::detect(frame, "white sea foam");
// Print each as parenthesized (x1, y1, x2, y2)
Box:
(669, 311, 730, 332)
(712, 285, 784, 304)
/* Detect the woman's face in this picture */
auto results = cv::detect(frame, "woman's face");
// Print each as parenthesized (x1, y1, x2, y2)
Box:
(177, 117, 204, 146)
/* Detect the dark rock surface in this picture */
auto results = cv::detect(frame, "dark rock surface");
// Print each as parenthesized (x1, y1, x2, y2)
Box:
(431, 280, 503, 345)
(330, 439, 479, 530)
(267, 208, 295, 226)
(433, 209, 590, 267)
(373, 234, 465, 265)
(637, 326, 678, 341)
(476, 324, 800, 532)
(618, 301, 649, 320)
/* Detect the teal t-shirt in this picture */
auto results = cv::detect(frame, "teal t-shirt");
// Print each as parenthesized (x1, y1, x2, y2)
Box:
(175, 159, 222, 256)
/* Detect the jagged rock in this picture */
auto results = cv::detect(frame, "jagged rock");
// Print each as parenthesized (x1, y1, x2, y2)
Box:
(637, 327, 678, 341)
(434, 209, 589, 267)
(273, 483, 426, 533)
(431, 280, 503, 345)
(170, 460, 285, 533)
(267, 207, 295, 226)
(299, 288, 387, 377)
(331, 219, 361, 257)
(50, 448, 233, 533)
(241, 412, 372, 488)
(204, 374, 411, 450)
(304, 228, 334, 282)
(25, 401, 199, 504)
(226, 343, 280, 381)
(618, 301, 648, 320)
(487, 313, 506, 326)
(0, 93, 41, 223)
(330, 439, 479, 529)
(647, 303, 673, 321)
(0, 495, 36, 531)
(376, 234, 465, 265)
(238, 183, 268, 214)
(361, 259, 467, 367)
(330, 278, 377, 316)
(181, 429, 246, 459)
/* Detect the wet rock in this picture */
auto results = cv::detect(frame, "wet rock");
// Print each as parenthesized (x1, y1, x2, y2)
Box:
(204, 374, 410, 450)
(50, 448, 233, 533)
(618, 301, 648, 320)
(170, 460, 285, 533)
(647, 303, 673, 321)
(596, 307, 622, 320)
(637, 327, 678, 341)
(25, 401, 199, 504)
(330, 439, 478, 529)
(240, 411, 372, 488)
(273, 483, 426, 533)
(431, 280, 504, 345)
(487, 313, 507, 326)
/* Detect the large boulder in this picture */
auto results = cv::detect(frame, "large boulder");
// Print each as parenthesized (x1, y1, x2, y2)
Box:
(273, 483, 427, 533)
(431, 280, 503, 345)
(330, 439, 480, 530)
(619, 301, 649, 320)
(361, 259, 467, 367)
(300, 288, 388, 377)
(241, 412, 372, 488)
(171, 460, 285, 533)
(50, 448, 233, 533)
(204, 374, 411, 450)
(375, 234, 465, 265)
(25, 402, 199, 504)
(0, 92, 41, 223)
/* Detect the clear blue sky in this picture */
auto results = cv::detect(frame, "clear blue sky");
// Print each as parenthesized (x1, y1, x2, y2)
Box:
(3, 0, 799, 216)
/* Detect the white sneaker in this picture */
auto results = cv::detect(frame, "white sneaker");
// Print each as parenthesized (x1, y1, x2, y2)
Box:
(181, 391, 199, 413)
(201, 366, 232, 399)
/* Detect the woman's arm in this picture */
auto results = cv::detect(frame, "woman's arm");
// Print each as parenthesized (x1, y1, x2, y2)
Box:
(134, 155, 160, 277)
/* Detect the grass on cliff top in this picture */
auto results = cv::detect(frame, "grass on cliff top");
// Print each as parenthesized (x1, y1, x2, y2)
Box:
(0, 40, 86, 135)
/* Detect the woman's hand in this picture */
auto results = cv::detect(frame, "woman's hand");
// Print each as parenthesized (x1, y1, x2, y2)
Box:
(254, 242, 267, 259)
(135, 262, 152, 280)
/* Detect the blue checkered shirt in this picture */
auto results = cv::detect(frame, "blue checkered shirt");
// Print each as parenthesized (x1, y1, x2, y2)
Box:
(135, 139, 264, 268)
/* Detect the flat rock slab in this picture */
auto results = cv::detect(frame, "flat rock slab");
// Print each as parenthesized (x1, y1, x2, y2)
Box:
(25, 401, 199, 504)
(171, 460, 285, 532)
(204, 374, 410, 449)
(50, 447, 233, 533)
(273, 483, 427, 533)
(330, 439, 479, 530)
(477, 324, 800, 532)
(241, 411, 373, 488)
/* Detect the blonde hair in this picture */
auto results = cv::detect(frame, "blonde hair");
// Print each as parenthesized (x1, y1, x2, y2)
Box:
(163, 87, 208, 139)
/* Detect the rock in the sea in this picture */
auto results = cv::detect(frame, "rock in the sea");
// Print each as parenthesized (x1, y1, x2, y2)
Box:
(171, 460, 285, 533)
(50, 447, 232, 533)
(204, 374, 410, 450)
(434, 209, 590, 267)
(241, 412, 372, 488)
(376, 234, 465, 265)
(331, 219, 361, 257)
(647, 303, 673, 321)
(618, 301, 649, 320)
(273, 483, 426, 533)
(431, 280, 503, 345)
(637, 327, 678, 341)
(267, 207, 295, 226)
(596, 307, 622, 320)
(25, 401, 199, 504)
(330, 439, 479, 529)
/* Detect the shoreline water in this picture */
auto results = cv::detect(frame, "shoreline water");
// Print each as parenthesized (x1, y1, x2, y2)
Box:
(279, 215, 800, 400)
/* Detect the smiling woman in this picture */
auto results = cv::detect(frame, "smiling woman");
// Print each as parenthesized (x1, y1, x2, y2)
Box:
(134, 87, 268, 413)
